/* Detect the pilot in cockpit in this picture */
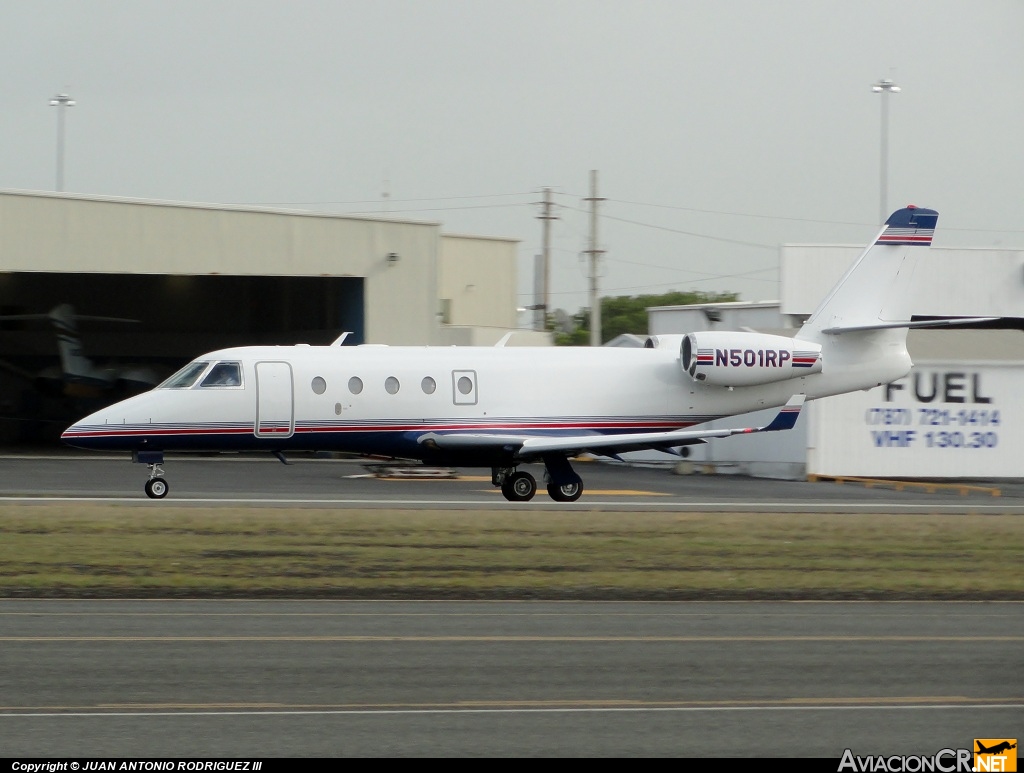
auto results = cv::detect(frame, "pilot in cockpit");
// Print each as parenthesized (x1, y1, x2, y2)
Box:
(200, 362, 242, 387)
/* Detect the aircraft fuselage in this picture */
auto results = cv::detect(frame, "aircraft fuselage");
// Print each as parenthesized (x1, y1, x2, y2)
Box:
(62, 337, 905, 466)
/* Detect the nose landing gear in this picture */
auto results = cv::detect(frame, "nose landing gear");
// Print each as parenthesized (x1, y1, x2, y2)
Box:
(144, 475, 169, 499)
(133, 450, 169, 499)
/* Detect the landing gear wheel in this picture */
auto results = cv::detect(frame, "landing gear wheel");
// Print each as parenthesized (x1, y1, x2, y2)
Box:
(501, 471, 537, 502)
(145, 478, 169, 499)
(547, 481, 583, 502)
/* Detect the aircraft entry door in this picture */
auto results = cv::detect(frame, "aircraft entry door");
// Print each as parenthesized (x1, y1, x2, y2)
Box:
(255, 361, 294, 438)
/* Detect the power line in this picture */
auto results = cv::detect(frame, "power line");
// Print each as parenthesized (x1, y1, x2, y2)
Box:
(591, 209, 780, 250)
(604, 256, 779, 279)
(607, 197, 872, 227)
(525, 266, 779, 300)
(600, 197, 1024, 237)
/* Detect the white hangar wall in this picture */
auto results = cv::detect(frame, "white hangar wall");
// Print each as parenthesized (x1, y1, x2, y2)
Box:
(0, 191, 434, 278)
(438, 234, 518, 330)
(437, 233, 550, 346)
(781, 243, 1024, 478)
(805, 329, 1024, 478)
(0, 190, 440, 344)
(807, 360, 1022, 478)
(781, 244, 1024, 318)
(0, 190, 527, 347)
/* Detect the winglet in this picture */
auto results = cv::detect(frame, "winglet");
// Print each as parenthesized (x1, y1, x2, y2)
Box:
(760, 394, 806, 432)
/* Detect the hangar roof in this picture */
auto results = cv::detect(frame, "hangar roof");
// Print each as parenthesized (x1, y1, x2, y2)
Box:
(0, 188, 440, 227)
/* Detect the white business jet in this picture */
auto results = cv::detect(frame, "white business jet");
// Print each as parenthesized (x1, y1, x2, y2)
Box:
(63, 206, 968, 500)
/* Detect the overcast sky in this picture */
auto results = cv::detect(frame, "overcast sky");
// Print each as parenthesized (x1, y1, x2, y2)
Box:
(2, 1, 1022, 315)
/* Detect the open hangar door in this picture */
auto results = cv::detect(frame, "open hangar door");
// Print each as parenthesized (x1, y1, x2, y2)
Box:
(0, 272, 364, 447)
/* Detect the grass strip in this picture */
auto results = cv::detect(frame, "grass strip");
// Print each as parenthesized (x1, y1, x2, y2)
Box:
(1, 504, 1022, 599)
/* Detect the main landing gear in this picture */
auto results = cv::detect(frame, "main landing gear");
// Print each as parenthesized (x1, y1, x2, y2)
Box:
(546, 480, 583, 502)
(493, 455, 584, 503)
(133, 451, 169, 499)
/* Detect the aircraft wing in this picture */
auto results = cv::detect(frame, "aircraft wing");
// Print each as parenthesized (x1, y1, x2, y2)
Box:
(419, 394, 806, 459)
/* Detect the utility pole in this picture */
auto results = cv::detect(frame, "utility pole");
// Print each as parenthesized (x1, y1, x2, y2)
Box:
(49, 92, 75, 192)
(535, 187, 557, 330)
(584, 170, 605, 346)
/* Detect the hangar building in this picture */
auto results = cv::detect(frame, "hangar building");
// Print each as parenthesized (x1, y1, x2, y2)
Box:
(0, 190, 544, 445)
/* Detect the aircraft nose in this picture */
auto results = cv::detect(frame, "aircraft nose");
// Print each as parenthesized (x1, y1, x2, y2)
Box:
(61, 418, 99, 449)
(60, 390, 160, 450)
(61, 404, 129, 450)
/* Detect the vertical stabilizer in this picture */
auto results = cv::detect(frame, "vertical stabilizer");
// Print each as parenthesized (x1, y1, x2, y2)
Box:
(800, 206, 937, 339)
(48, 304, 103, 384)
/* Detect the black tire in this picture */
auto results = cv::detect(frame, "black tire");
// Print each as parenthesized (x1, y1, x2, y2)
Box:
(145, 478, 169, 499)
(501, 471, 537, 502)
(547, 481, 583, 502)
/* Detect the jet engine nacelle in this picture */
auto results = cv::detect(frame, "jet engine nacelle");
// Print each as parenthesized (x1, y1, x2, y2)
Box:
(680, 332, 822, 386)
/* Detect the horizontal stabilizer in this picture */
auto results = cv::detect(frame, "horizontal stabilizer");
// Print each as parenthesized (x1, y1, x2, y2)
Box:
(821, 317, 999, 334)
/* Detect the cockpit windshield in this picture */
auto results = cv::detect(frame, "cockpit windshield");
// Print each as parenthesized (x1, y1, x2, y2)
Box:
(200, 361, 242, 387)
(158, 361, 210, 389)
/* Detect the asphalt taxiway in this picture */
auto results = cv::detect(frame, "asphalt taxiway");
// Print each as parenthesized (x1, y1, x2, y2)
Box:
(3, 453, 1024, 512)
(1, 599, 1021, 757)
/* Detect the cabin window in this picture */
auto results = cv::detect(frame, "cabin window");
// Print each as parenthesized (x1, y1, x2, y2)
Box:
(457, 376, 473, 395)
(421, 376, 436, 394)
(311, 376, 327, 395)
(348, 376, 363, 395)
(159, 361, 210, 389)
(200, 361, 242, 388)
(385, 376, 400, 395)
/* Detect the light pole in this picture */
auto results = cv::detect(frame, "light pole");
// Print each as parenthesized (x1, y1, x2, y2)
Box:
(49, 92, 76, 192)
(871, 78, 900, 223)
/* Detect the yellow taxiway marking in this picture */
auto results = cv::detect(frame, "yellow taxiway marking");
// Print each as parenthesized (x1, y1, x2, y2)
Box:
(379, 476, 670, 495)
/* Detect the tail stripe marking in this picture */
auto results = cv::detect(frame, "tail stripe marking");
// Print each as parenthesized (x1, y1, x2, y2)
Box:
(876, 227, 934, 246)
